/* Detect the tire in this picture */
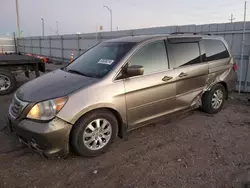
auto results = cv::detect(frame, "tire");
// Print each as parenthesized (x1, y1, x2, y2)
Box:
(71, 110, 118, 157)
(201, 83, 226, 114)
(0, 69, 16, 95)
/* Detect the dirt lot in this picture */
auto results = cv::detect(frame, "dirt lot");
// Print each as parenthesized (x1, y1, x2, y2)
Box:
(1, 66, 250, 188)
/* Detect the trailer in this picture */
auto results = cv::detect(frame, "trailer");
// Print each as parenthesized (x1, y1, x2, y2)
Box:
(0, 54, 45, 95)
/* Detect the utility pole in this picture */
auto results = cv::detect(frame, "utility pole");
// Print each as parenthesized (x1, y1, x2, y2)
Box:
(41, 18, 44, 36)
(229, 14, 235, 23)
(15, 0, 21, 38)
(103, 6, 113, 31)
(56, 21, 59, 35)
(239, 1, 247, 94)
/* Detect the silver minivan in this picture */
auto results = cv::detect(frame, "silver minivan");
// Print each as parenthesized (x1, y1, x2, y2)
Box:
(8, 34, 237, 158)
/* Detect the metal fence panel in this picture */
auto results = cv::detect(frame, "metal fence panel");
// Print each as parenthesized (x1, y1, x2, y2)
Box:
(224, 34, 233, 51)
(32, 47, 40, 55)
(218, 23, 226, 31)
(63, 38, 78, 50)
(202, 24, 210, 32)
(232, 34, 243, 54)
(209, 24, 218, 32)
(41, 48, 50, 56)
(31, 39, 40, 47)
(133, 26, 174, 35)
(235, 22, 244, 30)
(51, 49, 62, 58)
(41, 39, 50, 48)
(51, 40, 61, 48)
(78, 33, 98, 51)
(79, 39, 97, 51)
(225, 23, 234, 31)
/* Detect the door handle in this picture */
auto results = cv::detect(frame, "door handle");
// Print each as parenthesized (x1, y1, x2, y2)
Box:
(179, 72, 188, 77)
(162, 76, 173, 82)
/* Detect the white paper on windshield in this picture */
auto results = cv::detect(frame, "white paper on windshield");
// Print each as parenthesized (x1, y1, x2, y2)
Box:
(98, 59, 114, 65)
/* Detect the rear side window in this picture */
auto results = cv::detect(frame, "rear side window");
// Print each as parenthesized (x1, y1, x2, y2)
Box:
(129, 40, 168, 74)
(204, 39, 230, 61)
(168, 42, 201, 68)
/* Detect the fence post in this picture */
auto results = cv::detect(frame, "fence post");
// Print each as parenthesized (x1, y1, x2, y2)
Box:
(49, 36, 52, 60)
(244, 53, 250, 91)
(31, 38, 33, 54)
(15, 38, 19, 53)
(77, 34, 80, 56)
(61, 36, 64, 63)
(229, 23, 235, 51)
(23, 38, 25, 54)
(13, 32, 18, 53)
(99, 33, 102, 43)
(39, 37, 42, 55)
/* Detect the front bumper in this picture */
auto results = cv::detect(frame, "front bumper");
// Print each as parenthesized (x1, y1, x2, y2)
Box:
(8, 117, 72, 158)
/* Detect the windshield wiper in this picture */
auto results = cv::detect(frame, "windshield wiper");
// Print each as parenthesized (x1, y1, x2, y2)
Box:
(66, 69, 95, 78)
(67, 69, 86, 76)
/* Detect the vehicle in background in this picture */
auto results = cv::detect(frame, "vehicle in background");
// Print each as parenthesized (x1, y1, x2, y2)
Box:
(0, 54, 45, 95)
(0, 37, 16, 54)
(7, 33, 237, 158)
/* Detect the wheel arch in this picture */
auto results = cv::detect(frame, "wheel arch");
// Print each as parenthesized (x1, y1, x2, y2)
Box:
(205, 81, 228, 99)
(70, 107, 127, 139)
(218, 81, 228, 99)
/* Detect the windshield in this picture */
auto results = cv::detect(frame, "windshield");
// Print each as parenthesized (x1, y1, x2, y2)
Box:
(65, 42, 135, 78)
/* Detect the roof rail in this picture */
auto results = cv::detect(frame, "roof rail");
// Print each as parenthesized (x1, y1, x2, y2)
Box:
(171, 32, 212, 36)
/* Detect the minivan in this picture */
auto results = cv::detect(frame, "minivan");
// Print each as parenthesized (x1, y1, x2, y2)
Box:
(8, 33, 237, 158)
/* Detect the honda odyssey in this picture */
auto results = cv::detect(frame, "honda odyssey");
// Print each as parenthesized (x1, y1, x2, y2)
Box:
(8, 33, 237, 158)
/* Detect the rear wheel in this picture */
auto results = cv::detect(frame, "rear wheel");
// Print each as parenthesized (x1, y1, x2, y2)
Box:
(201, 84, 226, 114)
(71, 110, 118, 157)
(0, 69, 16, 95)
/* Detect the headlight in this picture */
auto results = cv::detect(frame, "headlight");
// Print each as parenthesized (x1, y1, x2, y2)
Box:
(27, 97, 68, 120)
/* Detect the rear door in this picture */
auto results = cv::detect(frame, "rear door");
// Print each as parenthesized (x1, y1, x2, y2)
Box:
(166, 37, 208, 111)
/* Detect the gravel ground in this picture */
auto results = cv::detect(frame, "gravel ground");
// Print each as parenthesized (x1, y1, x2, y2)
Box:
(1, 65, 250, 188)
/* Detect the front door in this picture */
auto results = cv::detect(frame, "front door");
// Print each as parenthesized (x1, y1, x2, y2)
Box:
(167, 38, 208, 111)
(123, 40, 176, 129)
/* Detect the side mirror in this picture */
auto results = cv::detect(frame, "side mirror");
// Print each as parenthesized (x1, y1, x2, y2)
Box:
(126, 65, 144, 77)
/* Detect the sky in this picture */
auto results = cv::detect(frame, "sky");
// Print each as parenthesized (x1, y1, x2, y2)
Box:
(0, 0, 249, 37)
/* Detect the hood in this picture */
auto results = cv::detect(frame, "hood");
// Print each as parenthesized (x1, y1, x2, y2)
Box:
(16, 69, 99, 102)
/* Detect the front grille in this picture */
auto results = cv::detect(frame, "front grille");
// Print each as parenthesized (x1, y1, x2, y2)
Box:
(9, 95, 28, 119)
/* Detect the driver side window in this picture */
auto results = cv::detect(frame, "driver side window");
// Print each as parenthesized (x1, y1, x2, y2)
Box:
(128, 40, 169, 75)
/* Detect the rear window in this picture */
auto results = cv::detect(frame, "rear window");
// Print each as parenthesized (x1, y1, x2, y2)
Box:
(204, 39, 230, 61)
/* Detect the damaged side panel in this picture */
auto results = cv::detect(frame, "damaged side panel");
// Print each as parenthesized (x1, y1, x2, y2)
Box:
(175, 57, 236, 111)
(205, 57, 236, 92)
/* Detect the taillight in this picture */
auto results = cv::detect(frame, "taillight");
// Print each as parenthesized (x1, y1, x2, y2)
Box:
(233, 63, 237, 72)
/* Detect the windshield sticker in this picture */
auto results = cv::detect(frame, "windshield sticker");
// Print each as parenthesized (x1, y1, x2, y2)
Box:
(98, 59, 114, 65)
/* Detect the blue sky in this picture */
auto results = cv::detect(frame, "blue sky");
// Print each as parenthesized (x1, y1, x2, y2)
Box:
(0, 0, 248, 37)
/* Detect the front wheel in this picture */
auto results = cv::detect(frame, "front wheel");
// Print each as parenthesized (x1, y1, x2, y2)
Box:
(201, 84, 226, 114)
(71, 110, 118, 157)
